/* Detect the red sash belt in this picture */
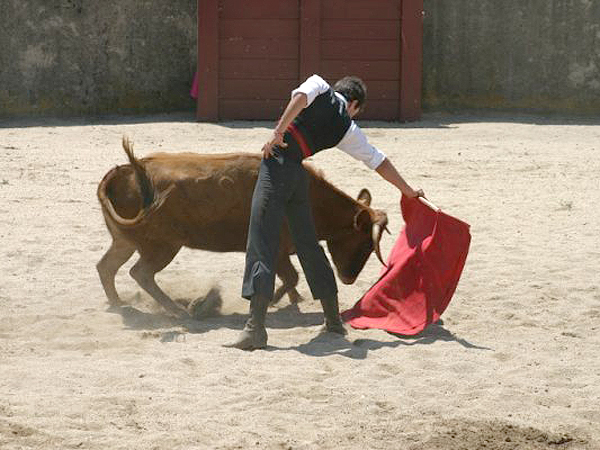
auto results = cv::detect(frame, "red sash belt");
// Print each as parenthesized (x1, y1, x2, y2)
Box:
(287, 123, 313, 159)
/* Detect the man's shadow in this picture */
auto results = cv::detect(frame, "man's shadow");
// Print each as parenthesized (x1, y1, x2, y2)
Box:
(273, 320, 492, 359)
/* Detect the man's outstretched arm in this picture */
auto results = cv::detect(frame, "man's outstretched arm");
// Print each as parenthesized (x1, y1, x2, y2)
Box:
(375, 158, 423, 198)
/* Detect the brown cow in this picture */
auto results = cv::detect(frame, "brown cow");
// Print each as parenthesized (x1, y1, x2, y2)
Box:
(96, 137, 388, 318)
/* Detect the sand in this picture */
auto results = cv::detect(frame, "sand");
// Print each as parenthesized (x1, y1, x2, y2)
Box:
(0, 113, 598, 449)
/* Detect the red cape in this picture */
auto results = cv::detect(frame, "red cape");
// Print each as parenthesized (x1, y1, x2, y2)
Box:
(342, 196, 471, 335)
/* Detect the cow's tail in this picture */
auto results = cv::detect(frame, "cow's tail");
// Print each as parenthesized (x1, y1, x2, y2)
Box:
(122, 136, 154, 208)
(97, 137, 174, 228)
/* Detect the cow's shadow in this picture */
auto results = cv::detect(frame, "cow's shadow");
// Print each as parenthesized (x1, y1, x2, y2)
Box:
(109, 287, 324, 334)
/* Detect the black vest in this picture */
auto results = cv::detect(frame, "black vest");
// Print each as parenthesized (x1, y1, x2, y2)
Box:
(290, 88, 352, 157)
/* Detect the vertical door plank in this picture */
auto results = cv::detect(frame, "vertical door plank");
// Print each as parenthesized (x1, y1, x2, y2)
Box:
(300, 0, 321, 80)
(197, 0, 219, 121)
(399, 0, 423, 121)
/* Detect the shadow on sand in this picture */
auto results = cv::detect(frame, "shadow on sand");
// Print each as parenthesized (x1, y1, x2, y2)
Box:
(271, 321, 492, 360)
(107, 288, 323, 335)
(108, 287, 491, 357)
(3, 111, 599, 131)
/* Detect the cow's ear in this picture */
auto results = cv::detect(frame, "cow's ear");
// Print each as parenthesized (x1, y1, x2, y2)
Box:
(353, 208, 371, 233)
(357, 188, 371, 206)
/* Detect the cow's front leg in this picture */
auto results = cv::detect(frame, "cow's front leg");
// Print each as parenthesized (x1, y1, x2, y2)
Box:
(273, 252, 302, 305)
(129, 244, 189, 318)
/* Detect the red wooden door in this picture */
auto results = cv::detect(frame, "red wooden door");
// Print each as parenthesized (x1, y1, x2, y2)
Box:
(317, 0, 402, 120)
(197, 0, 422, 121)
(218, 0, 300, 119)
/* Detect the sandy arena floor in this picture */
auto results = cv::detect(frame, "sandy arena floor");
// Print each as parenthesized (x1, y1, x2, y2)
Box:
(0, 113, 599, 449)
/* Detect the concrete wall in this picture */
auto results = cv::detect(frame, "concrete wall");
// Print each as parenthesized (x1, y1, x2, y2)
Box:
(1, 0, 599, 118)
(422, 0, 600, 114)
(0, 0, 196, 118)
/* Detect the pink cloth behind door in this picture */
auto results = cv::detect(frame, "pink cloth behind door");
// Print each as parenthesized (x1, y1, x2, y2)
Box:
(190, 71, 199, 99)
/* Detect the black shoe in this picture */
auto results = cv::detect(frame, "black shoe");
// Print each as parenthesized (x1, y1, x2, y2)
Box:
(224, 324, 268, 350)
(319, 295, 347, 335)
(224, 294, 269, 350)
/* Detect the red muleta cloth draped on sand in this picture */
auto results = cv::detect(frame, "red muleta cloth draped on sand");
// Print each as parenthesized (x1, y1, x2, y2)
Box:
(342, 196, 471, 336)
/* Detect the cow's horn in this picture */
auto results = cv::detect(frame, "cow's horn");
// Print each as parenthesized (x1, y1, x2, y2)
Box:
(372, 223, 387, 267)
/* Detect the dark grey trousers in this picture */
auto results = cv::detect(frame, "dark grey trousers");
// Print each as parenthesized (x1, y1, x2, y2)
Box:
(241, 153, 337, 301)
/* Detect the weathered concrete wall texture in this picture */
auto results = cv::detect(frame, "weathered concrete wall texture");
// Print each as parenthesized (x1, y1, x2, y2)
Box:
(1, 1, 599, 117)
(423, 0, 600, 114)
(0, 1, 196, 118)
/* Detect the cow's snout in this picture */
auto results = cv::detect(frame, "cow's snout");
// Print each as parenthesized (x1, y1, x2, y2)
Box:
(339, 274, 356, 285)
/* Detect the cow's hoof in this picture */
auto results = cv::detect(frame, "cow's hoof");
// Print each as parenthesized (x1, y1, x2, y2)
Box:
(106, 301, 128, 313)
(288, 290, 303, 304)
(223, 327, 268, 351)
(165, 306, 192, 320)
(269, 297, 282, 307)
(176, 309, 192, 320)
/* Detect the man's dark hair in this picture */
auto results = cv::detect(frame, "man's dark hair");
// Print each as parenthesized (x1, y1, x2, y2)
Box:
(333, 76, 367, 108)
